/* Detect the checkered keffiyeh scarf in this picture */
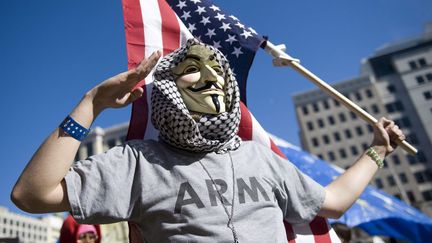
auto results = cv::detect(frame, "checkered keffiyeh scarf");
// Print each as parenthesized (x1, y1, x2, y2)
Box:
(151, 39, 241, 154)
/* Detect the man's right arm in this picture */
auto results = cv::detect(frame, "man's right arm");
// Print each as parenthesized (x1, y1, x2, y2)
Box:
(11, 51, 161, 213)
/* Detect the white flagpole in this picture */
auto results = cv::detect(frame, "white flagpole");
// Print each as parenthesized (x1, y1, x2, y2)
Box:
(263, 41, 417, 155)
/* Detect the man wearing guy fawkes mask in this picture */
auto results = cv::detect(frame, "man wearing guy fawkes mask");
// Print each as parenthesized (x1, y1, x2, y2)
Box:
(14, 38, 407, 243)
(148, 39, 325, 242)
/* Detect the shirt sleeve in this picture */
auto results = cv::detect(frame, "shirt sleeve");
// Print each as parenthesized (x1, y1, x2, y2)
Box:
(270, 152, 326, 225)
(65, 142, 142, 224)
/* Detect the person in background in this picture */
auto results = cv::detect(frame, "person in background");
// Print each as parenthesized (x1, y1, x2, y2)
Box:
(59, 215, 101, 243)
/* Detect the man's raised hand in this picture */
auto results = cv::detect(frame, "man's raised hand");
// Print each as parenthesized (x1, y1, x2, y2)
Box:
(90, 51, 161, 113)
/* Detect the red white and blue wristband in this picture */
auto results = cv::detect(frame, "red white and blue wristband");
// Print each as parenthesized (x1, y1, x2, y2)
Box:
(59, 115, 90, 141)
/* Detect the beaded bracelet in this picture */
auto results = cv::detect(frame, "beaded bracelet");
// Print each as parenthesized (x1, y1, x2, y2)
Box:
(366, 147, 384, 168)
(59, 115, 90, 141)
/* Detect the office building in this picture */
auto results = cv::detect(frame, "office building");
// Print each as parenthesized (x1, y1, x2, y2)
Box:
(0, 207, 62, 243)
(293, 25, 432, 216)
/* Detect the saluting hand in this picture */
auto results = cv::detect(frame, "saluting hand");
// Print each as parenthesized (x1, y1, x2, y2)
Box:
(89, 51, 161, 113)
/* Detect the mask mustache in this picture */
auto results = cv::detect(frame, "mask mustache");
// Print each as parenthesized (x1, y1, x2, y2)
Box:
(187, 82, 222, 92)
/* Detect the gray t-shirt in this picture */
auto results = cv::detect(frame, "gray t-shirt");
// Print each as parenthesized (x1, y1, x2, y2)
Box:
(65, 140, 325, 243)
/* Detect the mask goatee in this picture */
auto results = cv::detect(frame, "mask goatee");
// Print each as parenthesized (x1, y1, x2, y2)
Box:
(211, 94, 221, 113)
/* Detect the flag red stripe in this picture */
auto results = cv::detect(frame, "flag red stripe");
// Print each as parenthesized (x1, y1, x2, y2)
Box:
(270, 138, 287, 159)
(124, 0, 148, 140)
(283, 220, 297, 243)
(237, 102, 253, 140)
(158, 0, 180, 55)
(310, 217, 332, 243)
(122, 0, 146, 68)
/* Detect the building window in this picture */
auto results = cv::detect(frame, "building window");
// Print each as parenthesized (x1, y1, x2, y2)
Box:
(333, 99, 340, 106)
(323, 135, 330, 144)
(409, 58, 427, 70)
(317, 154, 323, 160)
(350, 111, 357, 120)
(327, 116, 335, 125)
(407, 191, 416, 203)
(302, 106, 309, 115)
(333, 132, 341, 142)
(375, 178, 383, 188)
(355, 92, 362, 101)
(317, 119, 324, 128)
(312, 137, 319, 146)
(339, 148, 347, 159)
(398, 117, 411, 128)
(351, 146, 358, 156)
(312, 103, 319, 112)
(392, 155, 400, 165)
(414, 170, 432, 184)
(416, 75, 425, 84)
(426, 73, 432, 81)
(371, 104, 379, 114)
(339, 113, 346, 122)
(328, 151, 335, 161)
(422, 190, 432, 201)
(86, 143, 93, 157)
(367, 124, 373, 133)
(424, 90, 432, 100)
(395, 101, 404, 111)
(107, 139, 116, 149)
(414, 171, 425, 183)
(344, 129, 352, 139)
(365, 89, 373, 98)
(417, 151, 427, 163)
(419, 58, 427, 67)
(409, 60, 418, 69)
(399, 173, 408, 183)
(385, 101, 404, 113)
(387, 84, 397, 93)
(355, 126, 364, 136)
(408, 133, 419, 145)
(323, 100, 329, 109)
(386, 103, 394, 113)
(362, 143, 368, 150)
(307, 121, 314, 131)
(407, 155, 417, 165)
(387, 176, 396, 186)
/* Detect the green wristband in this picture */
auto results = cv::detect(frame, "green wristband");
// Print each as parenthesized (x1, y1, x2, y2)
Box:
(366, 147, 384, 168)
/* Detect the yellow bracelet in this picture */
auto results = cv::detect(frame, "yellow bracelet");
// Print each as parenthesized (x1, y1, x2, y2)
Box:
(366, 147, 384, 168)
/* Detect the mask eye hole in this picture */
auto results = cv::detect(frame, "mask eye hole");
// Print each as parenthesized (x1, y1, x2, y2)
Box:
(212, 66, 223, 75)
(184, 65, 199, 74)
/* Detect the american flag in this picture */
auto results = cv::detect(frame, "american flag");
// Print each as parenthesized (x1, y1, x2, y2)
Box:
(122, 0, 339, 242)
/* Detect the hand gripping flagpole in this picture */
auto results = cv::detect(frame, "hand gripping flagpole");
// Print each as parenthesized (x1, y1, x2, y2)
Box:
(263, 41, 417, 155)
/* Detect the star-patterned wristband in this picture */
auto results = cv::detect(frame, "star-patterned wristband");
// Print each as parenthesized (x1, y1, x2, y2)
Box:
(59, 115, 90, 141)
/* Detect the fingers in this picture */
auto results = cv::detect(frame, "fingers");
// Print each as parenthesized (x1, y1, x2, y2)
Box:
(389, 125, 406, 141)
(134, 51, 162, 79)
(117, 87, 144, 105)
(376, 117, 406, 150)
(120, 50, 162, 88)
(128, 87, 144, 103)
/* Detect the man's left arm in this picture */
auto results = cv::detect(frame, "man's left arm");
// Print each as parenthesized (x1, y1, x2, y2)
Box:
(318, 117, 405, 219)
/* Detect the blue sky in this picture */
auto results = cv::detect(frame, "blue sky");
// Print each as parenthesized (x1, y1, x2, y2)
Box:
(0, 1, 431, 215)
